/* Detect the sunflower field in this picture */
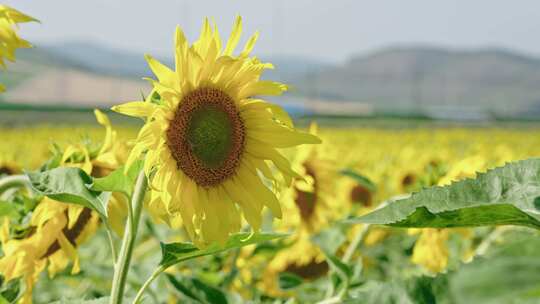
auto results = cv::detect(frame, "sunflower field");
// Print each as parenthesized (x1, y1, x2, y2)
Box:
(2, 5, 540, 304)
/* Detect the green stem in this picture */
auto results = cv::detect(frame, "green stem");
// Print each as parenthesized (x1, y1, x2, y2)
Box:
(474, 226, 509, 256)
(110, 171, 147, 304)
(324, 224, 369, 301)
(132, 266, 166, 304)
(342, 224, 370, 264)
(0, 175, 31, 196)
(105, 222, 118, 264)
(221, 248, 241, 288)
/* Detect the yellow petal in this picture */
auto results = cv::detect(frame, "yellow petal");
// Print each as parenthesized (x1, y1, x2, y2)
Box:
(145, 54, 178, 89)
(224, 16, 242, 56)
(111, 101, 158, 118)
(238, 81, 288, 99)
(56, 233, 80, 274)
(240, 31, 259, 57)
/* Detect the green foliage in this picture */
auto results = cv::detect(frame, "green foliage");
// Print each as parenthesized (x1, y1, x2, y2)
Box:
(49, 297, 109, 304)
(349, 159, 540, 229)
(340, 169, 377, 193)
(278, 272, 304, 290)
(27, 167, 110, 218)
(347, 281, 415, 304)
(166, 274, 228, 304)
(159, 232, 286, 268)
(312, 225, 347, 254)
(449, 233, 540, 304)
(0, 201, 21, 219)
(91, 160, 143, 198)
(322, 249, 353, 280)
(0, 278, 20, 303)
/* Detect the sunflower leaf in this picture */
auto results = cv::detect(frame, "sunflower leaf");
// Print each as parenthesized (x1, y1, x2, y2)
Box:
(278, 272, 304, 290)
(448, 232, 540, 304)
(347, 159, 540, 229)
(159, 232, 286, 268)
(27, 167, 109, 218)
(322, 248, 353, 279)
(340, 169, 377, 193)
(91, 160, 143, 198)
(0, 278, 20, 303)
(166, 274, 228, 304)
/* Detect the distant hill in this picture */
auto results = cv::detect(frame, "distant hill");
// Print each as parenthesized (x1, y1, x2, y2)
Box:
(44, 42, 331, 83)
(0, 43, 150, 106)
(3, 41, 540, 119)
(295, 46, 540, 117)
(43, 41, 158, 78)
(0, 41, 329, 107)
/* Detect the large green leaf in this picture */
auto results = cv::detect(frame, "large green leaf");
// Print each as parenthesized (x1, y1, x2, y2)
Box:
(27, 168, 109, 218)
(449, 232, 540, 304)
(348, 159, 540, 229)
(159, 232, 286, 268)
(91, 160, 143, 198)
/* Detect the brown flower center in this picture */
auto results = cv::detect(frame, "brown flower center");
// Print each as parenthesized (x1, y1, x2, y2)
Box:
(401, 173, 416, 190)
(285, 260, 329, 279)
(350, 184, 373, 207)
(0, 166, 16, 175)
(294, 164, 318, 221)
(166, 87, 245, 187)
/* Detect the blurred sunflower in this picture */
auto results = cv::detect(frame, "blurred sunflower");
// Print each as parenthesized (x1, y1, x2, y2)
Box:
(260, 124, 337, 295)
(410, 228, 449, 273)
(112, 16, 320, 246)
(337, 171, 390, 250)
(0, 110, 129, 303)
(0, 155, 20, 176)
(0, 5, 37, 92)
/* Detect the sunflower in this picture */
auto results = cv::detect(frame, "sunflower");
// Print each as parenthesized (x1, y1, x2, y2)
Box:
(410, 228, 449, 273)
(0, 5, 37, 92)
(112, 17, 320, 246)
(0, 110, 129, 303)
(0, 197, 100, 304)
(0, 155, 20, 176)
(257, 124, 336, 295)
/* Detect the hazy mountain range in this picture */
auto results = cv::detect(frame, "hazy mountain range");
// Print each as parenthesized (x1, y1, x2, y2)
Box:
(2, 41, 540, 119)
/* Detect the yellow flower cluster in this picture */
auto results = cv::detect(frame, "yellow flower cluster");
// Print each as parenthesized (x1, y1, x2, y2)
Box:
(0, 111, 129, 303)
(1, 118, 540, 300)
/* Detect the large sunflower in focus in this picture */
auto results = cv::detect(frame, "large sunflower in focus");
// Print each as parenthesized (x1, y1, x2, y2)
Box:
(112, 17, 320, 246)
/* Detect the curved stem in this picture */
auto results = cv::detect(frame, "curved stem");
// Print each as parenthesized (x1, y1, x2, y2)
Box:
(342, 224, 370, 264)
(474, 226, 509, 256)
(110, 171, 147, 304)
(132, 266, 166, 304)
(0, 175, 31, 196)
(105, 221, 118, 264)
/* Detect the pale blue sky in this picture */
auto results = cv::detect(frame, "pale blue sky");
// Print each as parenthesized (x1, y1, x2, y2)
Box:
(6, 0, 540, 62)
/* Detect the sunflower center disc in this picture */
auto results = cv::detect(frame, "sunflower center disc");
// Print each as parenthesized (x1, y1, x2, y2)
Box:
(166, 87, 245, 187)
(187, 107, 233, 168)
(350, 184, 372, 207)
